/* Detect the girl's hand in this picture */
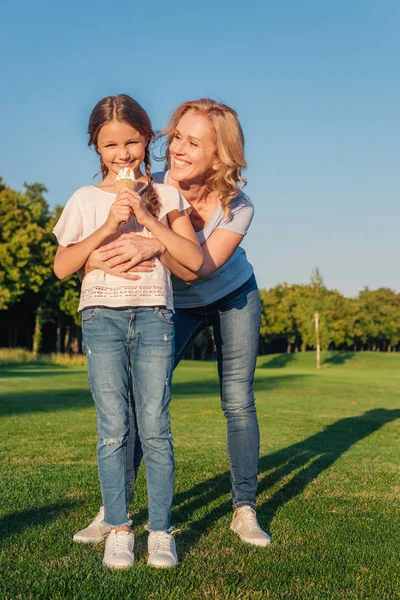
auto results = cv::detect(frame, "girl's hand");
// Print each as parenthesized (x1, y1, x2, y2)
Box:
(104, 197, 133, 234)
(115, 187, 153, 227)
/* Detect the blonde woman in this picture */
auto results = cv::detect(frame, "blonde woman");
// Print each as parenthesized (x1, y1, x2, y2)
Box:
(75, 99, 271, 549)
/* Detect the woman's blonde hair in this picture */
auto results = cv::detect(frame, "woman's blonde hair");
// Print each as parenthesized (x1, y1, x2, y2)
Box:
(162, 98, 247, 215)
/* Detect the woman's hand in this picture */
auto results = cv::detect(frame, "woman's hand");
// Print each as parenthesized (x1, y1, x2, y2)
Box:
(85, 248, 155, 281)
(98, 233, 164, 273)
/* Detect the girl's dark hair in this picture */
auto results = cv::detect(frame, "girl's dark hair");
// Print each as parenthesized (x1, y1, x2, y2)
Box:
(88, 94, 160, 217)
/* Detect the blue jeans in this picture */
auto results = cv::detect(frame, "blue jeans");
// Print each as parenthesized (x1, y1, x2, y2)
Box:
(173, 275, 261, 509)
(82, 306, 175, 530)
(125, 275, 261, 510)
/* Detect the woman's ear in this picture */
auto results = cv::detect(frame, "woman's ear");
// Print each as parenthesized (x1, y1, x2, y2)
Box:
(212, 157, 221, 171)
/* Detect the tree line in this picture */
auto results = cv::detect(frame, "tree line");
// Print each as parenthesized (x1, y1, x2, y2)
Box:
(1, 179, 399, 357)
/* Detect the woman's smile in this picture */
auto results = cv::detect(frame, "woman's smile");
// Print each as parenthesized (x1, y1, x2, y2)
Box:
(172, 158, 192, 168)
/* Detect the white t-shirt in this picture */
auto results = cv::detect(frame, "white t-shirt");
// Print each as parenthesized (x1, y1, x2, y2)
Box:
(53, 183, 190, 312)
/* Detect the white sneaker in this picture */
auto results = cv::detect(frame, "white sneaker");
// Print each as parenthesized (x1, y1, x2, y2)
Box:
(102, 530, 134, 570)
(73, 506, 112, 544)
(230, 506, 271, 547)
(147, 531, 178, 568)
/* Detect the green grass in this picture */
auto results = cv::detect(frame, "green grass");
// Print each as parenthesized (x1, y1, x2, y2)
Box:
(0, 352, 399, 599)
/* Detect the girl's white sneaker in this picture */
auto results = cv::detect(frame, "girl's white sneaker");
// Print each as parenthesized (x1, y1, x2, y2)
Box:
(102, 530, 135, 569)
(147, 531, 178, 568)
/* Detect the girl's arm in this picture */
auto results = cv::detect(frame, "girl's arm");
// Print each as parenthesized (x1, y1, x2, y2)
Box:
(161, 229, 244, 282)
(121, 188, 203, 272)
(53, 198, 133, 279)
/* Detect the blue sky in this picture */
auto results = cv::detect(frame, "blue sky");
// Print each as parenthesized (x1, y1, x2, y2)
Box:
(1, 0, 399, 296)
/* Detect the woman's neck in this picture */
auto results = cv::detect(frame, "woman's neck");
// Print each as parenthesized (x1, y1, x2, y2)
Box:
(168, 173, 219, 207)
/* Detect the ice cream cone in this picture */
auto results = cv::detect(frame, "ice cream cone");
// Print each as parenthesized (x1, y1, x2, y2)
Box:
(115, 178, 136, 192)
(115, 167, 137, 192)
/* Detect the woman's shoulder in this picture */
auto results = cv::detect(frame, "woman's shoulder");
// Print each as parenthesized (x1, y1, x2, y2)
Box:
(230, 190, 254, 211)
(211, 190, 254, 236)
(218, 191, 254, 226)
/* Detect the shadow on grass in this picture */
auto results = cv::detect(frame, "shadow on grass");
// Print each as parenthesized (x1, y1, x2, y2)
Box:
(324, 351, 356, 366)
(0, 389, 94, 416)
(259, 354, 297, 369)
(0, 374, 312, 416)
(0, 364, 84, 379)
(0, 501, 83, 543)
(2, 409, 399, 558)
(165, 408, 400, 558)
(172, 373, 311, 398)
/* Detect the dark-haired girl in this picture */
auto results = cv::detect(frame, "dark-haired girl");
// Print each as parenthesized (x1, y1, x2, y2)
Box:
(53, 94, 203, 569)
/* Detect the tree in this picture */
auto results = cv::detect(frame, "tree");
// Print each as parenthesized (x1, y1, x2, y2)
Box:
(0, 181, 81, 351)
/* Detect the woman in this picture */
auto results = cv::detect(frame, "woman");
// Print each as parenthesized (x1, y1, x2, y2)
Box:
(74, 98, 271, 548)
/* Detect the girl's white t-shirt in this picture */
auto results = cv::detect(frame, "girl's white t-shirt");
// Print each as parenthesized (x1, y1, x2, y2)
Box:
(53, 183, 190, 312)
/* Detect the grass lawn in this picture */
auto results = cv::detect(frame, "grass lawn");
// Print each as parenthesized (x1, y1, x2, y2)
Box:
(0, 351, 399, 600)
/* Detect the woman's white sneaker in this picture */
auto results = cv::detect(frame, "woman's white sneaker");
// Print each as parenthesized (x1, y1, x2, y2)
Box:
(73, 506, 112, 543)
(230, 506, 271, 547)
(147, 531, 178, 568)
(102, 530, 135, 569)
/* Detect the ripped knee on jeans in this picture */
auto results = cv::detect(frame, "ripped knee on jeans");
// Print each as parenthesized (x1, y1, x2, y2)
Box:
(100, 436, 126, 447)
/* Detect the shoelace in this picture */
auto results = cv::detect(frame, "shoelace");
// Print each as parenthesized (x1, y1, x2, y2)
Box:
(239, 508, 260, 531)
(110, 531, 131, 554)
(150, 532, 174, 553)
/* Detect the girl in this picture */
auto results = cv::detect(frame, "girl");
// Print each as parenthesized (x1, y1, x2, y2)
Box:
(53, 94, 203, 570)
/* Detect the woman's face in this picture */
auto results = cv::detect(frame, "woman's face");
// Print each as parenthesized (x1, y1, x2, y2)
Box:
(97, 120, 147, 179)
(169, 110, 220, 183)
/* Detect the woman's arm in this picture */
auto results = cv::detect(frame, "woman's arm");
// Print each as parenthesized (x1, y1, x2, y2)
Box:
(92, 228, 243, 282)
(161, 229, 244, 282)
(119, 188, 203, 272)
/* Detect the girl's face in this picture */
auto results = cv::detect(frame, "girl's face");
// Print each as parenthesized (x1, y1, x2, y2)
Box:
(169, 110, 220, 184)
(97, 120, 147, 179)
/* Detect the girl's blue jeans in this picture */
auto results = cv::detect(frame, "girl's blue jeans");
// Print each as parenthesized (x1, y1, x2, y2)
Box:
(127, 275, 261, 510)
(82, 306, 175, 530)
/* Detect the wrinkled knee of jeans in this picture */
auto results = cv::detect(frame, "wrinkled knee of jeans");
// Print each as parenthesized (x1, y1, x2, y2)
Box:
(139, 426, 173, 450)
(222, 397, 257, 417)
(141, 430, 173, 445)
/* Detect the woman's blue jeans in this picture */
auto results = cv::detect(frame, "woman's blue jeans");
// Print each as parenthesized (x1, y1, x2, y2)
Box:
(82, 306, 175, 530)
(173, 275, 261, 509)
(126, 275, 261, 510)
